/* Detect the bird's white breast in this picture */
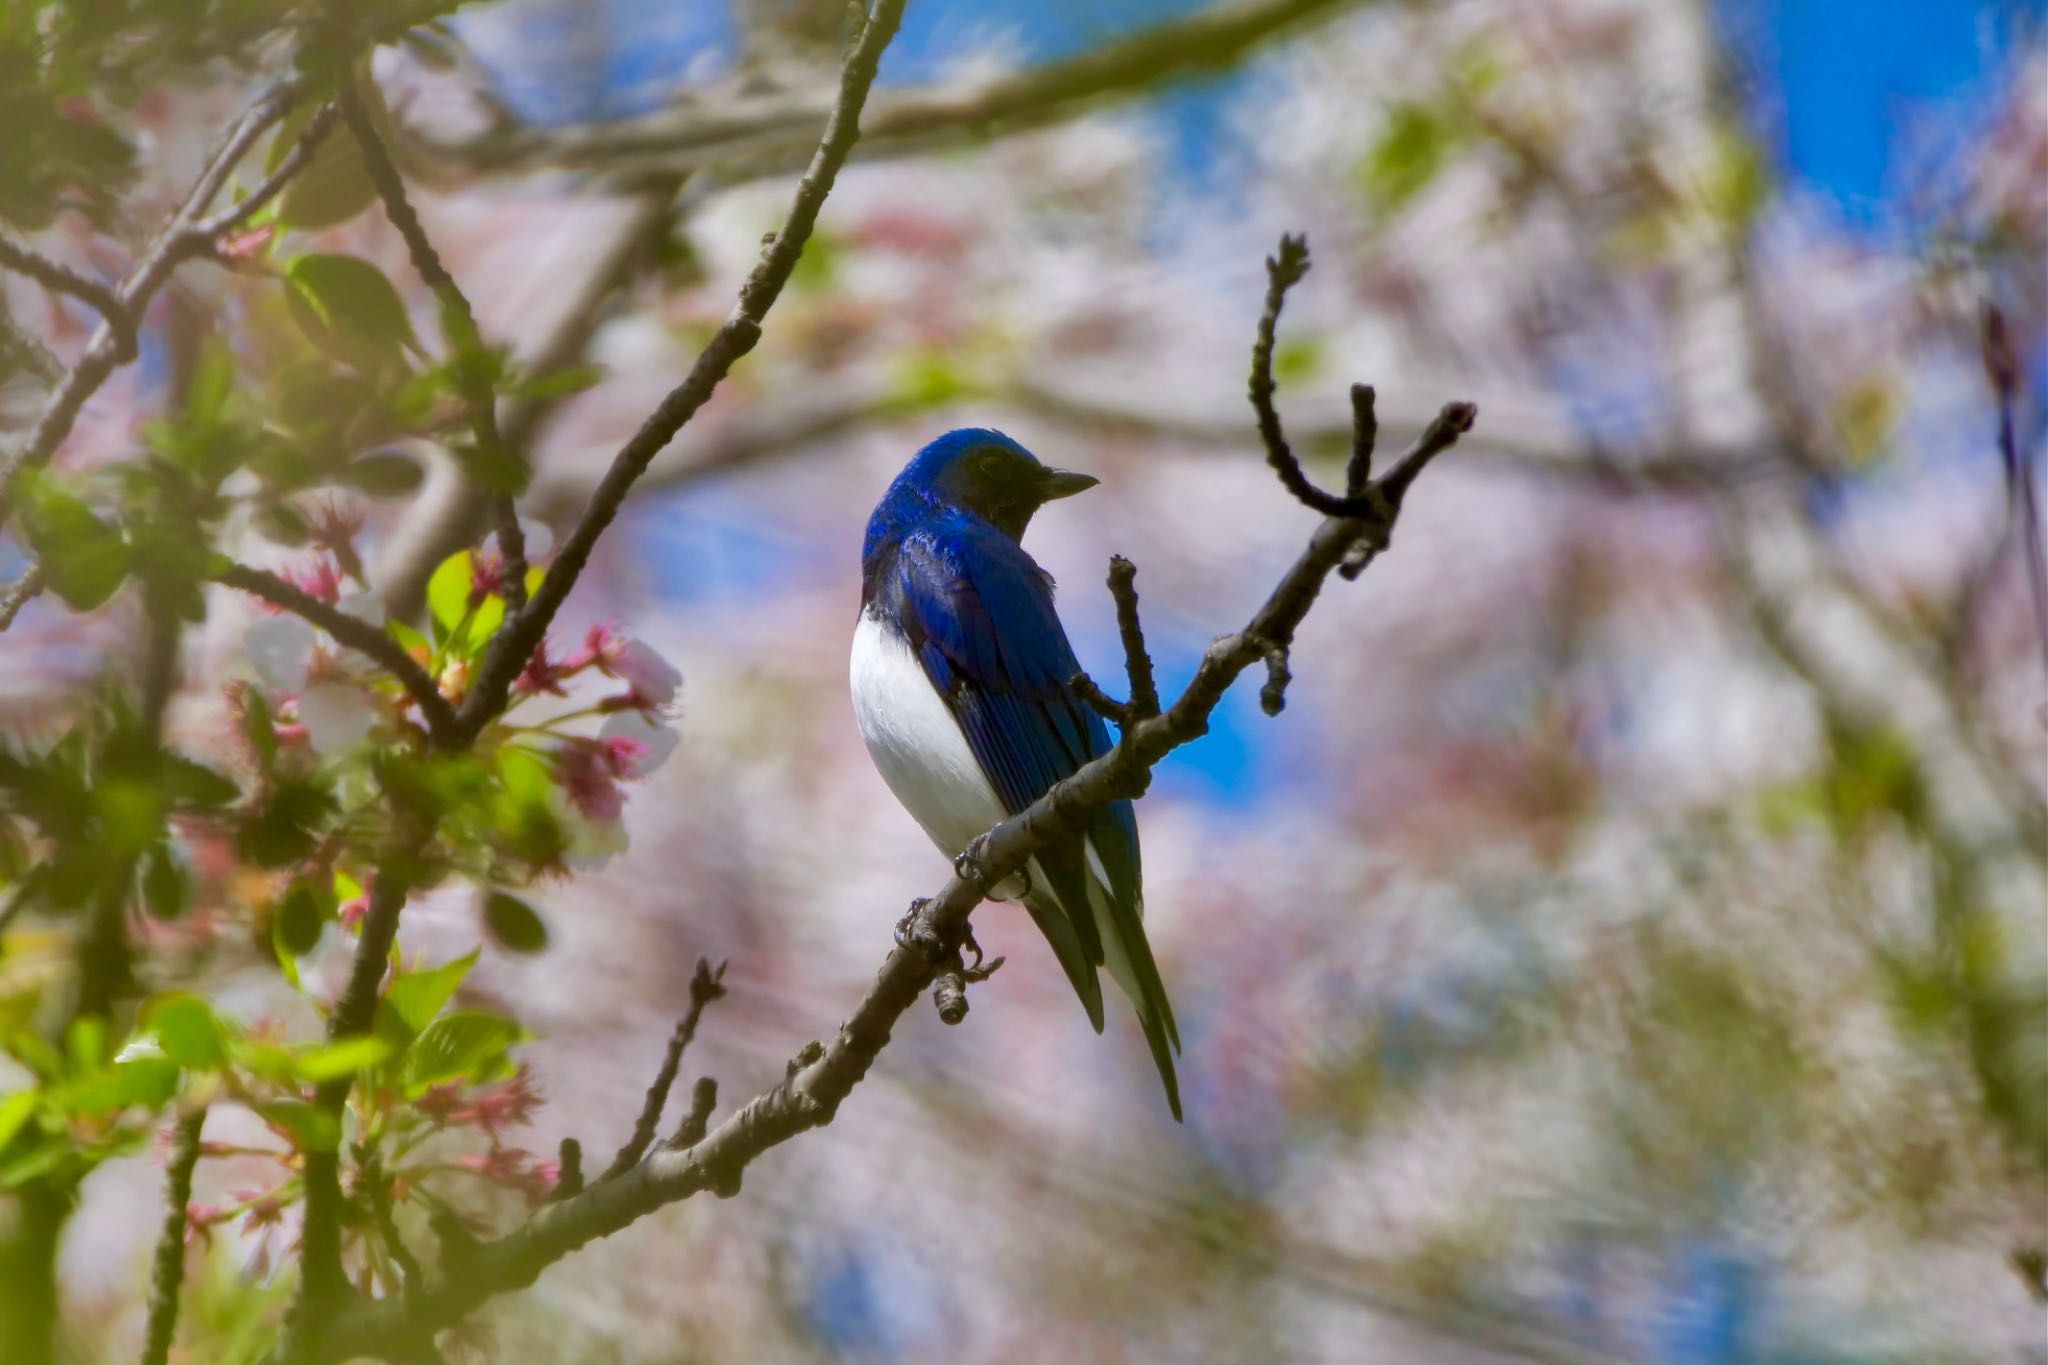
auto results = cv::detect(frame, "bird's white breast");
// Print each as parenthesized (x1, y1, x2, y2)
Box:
(851, 612, 1011, 862)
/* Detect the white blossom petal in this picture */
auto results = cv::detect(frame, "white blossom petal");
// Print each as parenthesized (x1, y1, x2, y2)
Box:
(300, 682, 376, 756)
(600, 710, 679, 776)
(245, 615, 315, 693)
(613, 638, 681, 707)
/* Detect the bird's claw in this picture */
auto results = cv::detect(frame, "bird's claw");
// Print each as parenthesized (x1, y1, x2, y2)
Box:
(953, 835, 994, 890)
(893, 898, 947, 959)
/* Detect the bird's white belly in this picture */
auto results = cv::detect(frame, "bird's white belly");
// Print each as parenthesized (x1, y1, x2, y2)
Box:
(851, 613, 1012, 862)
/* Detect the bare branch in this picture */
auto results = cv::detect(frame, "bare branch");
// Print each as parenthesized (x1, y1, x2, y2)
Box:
(189, 103, 339, 240)
(601, 958, 728, 1181)
(451, 0, 910, 746)
(212, 562, 457, 742)
(0, 566, 45, 632)
(337, 77, 526, 613)
(295, 370, 1476, 1364)
(0, 81, 312, 524)
(429, 0, 1358, 179)
(0, 236, 134, 356)
(139, 1108, 207, 1365)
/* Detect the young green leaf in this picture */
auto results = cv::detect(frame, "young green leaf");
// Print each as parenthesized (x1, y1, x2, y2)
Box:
(17, 473, 129, 609)
(144, 994, 228, 1069)
(482, 891, 548, 954)
(282, 253, 418, 372)
(403, 1010, 522, 1091)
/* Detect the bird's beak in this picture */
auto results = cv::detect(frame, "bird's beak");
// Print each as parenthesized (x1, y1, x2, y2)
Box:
(1038, 467, 1100, 500)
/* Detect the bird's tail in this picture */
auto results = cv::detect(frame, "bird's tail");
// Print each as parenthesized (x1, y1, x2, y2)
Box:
(1029, 827, 1181, 1120)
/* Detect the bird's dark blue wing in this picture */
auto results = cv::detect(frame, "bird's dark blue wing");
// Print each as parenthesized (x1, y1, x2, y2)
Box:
(876, 516, 1180, 1116)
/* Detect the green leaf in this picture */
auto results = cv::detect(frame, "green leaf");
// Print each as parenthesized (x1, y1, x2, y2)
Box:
(504, 363, 604, 402)
(282, 253, 417, 372)
(273, 878, 330, 956)
(141, 845, 188, 920)
(335, 449, 424, 497)
(52, 1056, 178, 1116)
(236, 776, 336, 869)
(0, 1090, 37, 1155)
(17, 472, 130, 610)
(289, 1036, 393, 1083)
(482, 891, 548, 954)
(451, 439, 529, 497)
(144, 994, 227, 1069)
(1357, 101, 1458, 216)
(237, 687, 279, 775)
(426, 551, 473, 641)
(162, 755, 239, 808)
(275, 129, 376, 231)
(424, 551, 503, 656)
(403, 1010, 521, 1091)
(257, 1099, 339, 1153)
(94, 778, 164, 858)
(378, 950, 477, 1040)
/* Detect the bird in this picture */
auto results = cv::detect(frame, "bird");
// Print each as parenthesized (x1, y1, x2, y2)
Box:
(851, 428, 1183, 1120)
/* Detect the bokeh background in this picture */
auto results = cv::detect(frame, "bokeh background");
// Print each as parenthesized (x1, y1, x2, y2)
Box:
(6, 0, 2047, 1361)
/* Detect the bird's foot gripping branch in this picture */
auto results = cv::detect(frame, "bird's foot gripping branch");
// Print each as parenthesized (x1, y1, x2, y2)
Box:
(293, 235, 1473, 1361)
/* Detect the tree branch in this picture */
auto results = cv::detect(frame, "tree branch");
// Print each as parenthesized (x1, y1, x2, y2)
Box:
(450, 0, 909, 746)
(139, 1108, 206, 1365)
(600, 958, 727, 1182)
(212, 562, 457, 743)
(0, 565, 45, 633)
(289, 859, 419, 1336)
(337, 77, 526, 613)
(295, 370, 1476, 1362)
(0, 82, 322, 525)
(424, 0, 1358, 179)
(0, 236, 134, 357)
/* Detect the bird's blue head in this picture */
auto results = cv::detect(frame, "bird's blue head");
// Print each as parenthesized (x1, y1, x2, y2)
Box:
(865, 428, 1099, 555)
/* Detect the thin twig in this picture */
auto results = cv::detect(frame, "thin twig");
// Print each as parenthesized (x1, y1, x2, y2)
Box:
(602, 958, 727, 1181)
(0, 81, 309, 523)
(212, 562, 456, 742)
(1346, 382, 1377, 496)
(291, 370, 1475, 1364)
(431, 0, 1355, 177)
(0, 236, 134, 356)
(1104, 554, 1159, 717)
(0, 565, 45, 632)
(668, 1078, 718, 1151)
(336, 78, 527, 613)
(361, 1151, 426, 1294)
(139, 1108, 207, 1365)
(1249, 235, 1403, 519)
(190, 103, 339, 239)
(451, 0, 909, 746)
(1337, 406, 1474, 581)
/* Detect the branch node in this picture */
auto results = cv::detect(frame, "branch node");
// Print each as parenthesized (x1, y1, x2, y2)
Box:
(1249, 635, 1292, 716)
(668, 1077, 718, 1150)
(786, 1040, 825, 1081)
(1069, 671, 1134, 726)
(1104, 554, 1160, 718)
(548, 1138, 584, 1202)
